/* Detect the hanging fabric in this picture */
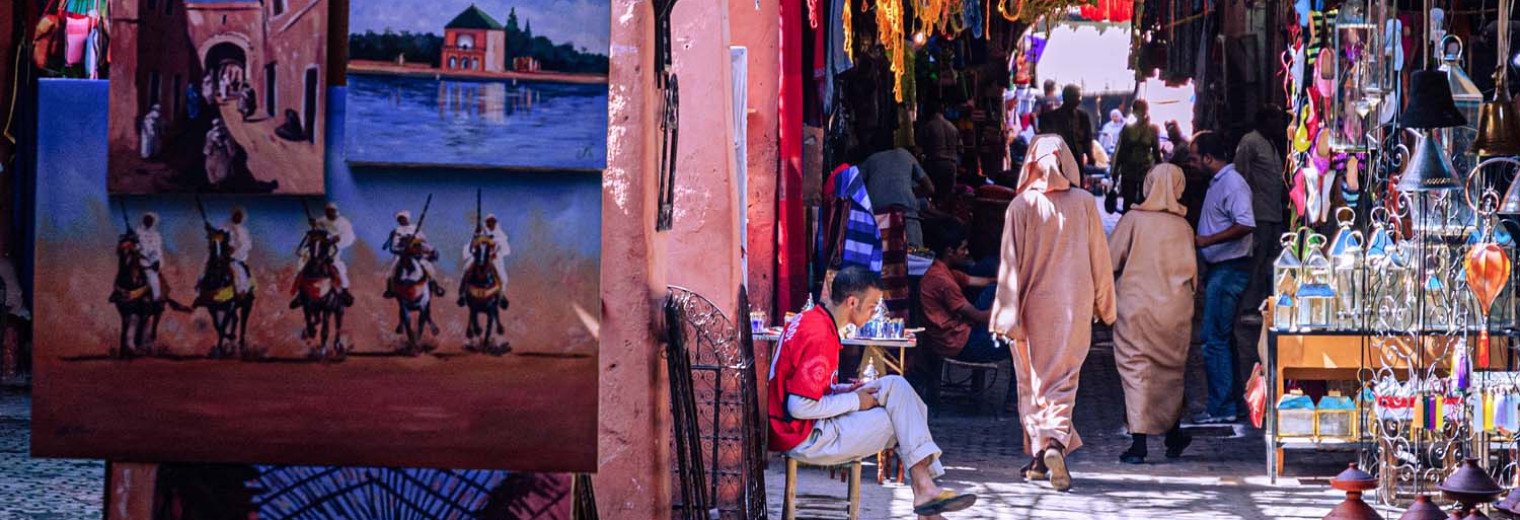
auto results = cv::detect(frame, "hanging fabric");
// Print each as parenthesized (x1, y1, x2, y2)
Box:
(63, 12, 90, 67)
(32, 0, 66, 70)
(962, 0, 983, 38)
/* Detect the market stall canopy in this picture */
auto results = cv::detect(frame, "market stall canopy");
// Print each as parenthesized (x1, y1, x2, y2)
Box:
(1035, 22, 1136, 95)
(1073, 0, 1132, 23)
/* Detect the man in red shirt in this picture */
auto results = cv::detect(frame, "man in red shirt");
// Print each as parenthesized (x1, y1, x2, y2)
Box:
(919, 221, 999, 362)
(767, 266, 976, 518)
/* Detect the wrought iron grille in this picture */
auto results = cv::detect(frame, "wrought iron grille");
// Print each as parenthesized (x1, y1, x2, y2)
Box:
(666, 285, 769, 520)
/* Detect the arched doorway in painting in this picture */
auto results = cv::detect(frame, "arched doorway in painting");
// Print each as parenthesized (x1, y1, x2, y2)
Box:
(203, 42, 247, 104)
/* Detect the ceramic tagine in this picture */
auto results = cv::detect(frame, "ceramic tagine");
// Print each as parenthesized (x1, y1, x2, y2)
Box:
(1440, 458, 1504, 517)
(1399, 495, 1447, 520)
(1325, 463, 1383, 520)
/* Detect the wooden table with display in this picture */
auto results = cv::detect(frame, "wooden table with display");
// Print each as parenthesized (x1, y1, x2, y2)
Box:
(753, 323, 918, 484)
(753, 330, 918, 374)
(1263, 328, 1515, 488)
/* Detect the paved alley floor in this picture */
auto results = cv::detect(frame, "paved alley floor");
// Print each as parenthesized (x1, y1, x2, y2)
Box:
(765, 332, 1374, 520)
(0, 387, 104, 520)
(0, 327, 1388, 520)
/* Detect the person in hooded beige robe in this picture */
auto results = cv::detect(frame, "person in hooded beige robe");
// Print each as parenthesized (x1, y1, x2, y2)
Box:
(990, 134, 1117, 492)
(1108, 164, 1197, 465)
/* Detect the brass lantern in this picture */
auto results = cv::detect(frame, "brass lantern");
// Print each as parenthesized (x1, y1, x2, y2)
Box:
(1298, 233, 1338, 330)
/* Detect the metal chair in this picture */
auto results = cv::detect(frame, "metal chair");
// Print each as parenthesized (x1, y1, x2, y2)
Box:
(939, 357, 1015, 418)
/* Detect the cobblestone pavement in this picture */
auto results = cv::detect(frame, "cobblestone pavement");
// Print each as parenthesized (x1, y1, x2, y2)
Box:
(765, 327, 1378, 520)
(0, 324, 1381, 520)
(0, 388, 104, 520)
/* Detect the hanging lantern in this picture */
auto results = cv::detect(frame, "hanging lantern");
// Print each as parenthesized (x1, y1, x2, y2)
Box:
(1329, 1, 1380, 152)
(1386, 239, 1417, 329)
(1364, 217, 1397, 325)
(1475, 0, 1520, 158)
(1441, 37, 1484, 129)
(1298, 233, 1338, 330)
(1330, 208, 1365, 329)
(1423, 249, 1454, 328)
(1274, 232, 1303, 330)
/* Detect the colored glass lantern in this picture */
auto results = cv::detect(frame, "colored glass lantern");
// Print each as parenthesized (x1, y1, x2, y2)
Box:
(1298, 234, 1338, 330)
(1329, 1, 1381, 152)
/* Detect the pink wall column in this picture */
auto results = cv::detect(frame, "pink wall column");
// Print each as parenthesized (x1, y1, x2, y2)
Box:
(665, 0, 744, 314)
(731, 0, 780, 319)
(594, 0, 672, 515)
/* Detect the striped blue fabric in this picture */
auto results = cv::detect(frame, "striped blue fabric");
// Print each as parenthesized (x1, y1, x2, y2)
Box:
(835, 166, 883, 272)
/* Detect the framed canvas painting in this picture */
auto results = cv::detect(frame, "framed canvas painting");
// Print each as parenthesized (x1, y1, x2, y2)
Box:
(106, 462, 576, 519)
(107, 0, 329, 194)
(344, 0, 609, 170)
(33, 80, 599, 472)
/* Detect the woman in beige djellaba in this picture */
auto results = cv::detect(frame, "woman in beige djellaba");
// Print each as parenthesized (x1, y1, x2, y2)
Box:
(1107, 163, 1196, 465)
(990, 134, 1116, 492)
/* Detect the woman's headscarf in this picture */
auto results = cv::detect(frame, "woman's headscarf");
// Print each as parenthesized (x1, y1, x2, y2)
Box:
(1016, 134, 1081, 194)
(1132, 163, 1187, 216)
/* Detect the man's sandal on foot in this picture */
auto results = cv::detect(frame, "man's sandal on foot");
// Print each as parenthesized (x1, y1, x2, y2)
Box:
(1020, 460, 1048, 481)
(912, 490, 978, 516)
(1043, 448, 1072, 491)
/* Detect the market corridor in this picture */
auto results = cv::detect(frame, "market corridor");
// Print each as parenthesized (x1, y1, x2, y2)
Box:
(765, 324, 1355, 519)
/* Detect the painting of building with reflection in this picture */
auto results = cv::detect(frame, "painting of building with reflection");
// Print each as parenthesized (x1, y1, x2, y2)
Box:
(345, 0, 609, 171)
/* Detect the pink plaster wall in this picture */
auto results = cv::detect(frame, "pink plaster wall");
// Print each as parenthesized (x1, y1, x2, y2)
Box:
(593, 0, 672, 516)
(665, 0, 744, 316)
(731, 0, 780, 319)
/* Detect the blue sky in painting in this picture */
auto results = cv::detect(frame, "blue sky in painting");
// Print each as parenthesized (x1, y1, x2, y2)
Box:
(349, 0, 611, 55)
(36, 80, 600, 277)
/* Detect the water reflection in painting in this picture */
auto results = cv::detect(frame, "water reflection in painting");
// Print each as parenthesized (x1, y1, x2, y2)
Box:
(346, 74, 607, 170)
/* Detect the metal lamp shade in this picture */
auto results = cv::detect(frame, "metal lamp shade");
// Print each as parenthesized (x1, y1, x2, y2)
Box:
(1404, 69, 1470, 129)
(1399, 130, 1462, 191)
(1475, 90, 1520, 157)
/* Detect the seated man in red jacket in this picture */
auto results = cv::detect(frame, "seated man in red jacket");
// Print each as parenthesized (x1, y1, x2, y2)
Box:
(767, 266, 976, 518)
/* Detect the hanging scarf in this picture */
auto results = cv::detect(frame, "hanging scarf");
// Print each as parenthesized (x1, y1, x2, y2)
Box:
(963, 0, 984, 38)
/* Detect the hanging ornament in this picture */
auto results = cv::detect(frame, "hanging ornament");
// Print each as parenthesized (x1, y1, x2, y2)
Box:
(875, 0, 907, 101)
(1465, 242, 1510, 369)
(808, 0, 821, 29)
(842, 0, 854, 61)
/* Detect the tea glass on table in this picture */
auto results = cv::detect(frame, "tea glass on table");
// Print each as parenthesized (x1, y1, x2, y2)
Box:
(749, 311, 767, 333)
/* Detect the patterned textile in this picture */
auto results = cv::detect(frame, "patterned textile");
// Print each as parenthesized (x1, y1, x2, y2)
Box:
(875, 208, 909, 320)
(820, 165, 884, 272)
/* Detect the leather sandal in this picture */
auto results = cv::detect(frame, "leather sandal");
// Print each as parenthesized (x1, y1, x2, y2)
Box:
(912, 490, 978, 515)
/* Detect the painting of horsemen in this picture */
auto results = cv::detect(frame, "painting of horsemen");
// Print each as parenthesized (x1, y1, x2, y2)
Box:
(107, 0, 328, 194)
(31, 81, 600, 472)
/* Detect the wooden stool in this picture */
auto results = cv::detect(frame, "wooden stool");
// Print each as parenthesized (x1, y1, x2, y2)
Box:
(782, 456, 861, 520)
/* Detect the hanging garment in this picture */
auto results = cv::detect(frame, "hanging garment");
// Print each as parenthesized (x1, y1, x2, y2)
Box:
(823, 0, 855, 115)
(820, 165, 884, 272)
(64, 12, 90, 66)
(874, 208, 909, 319)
